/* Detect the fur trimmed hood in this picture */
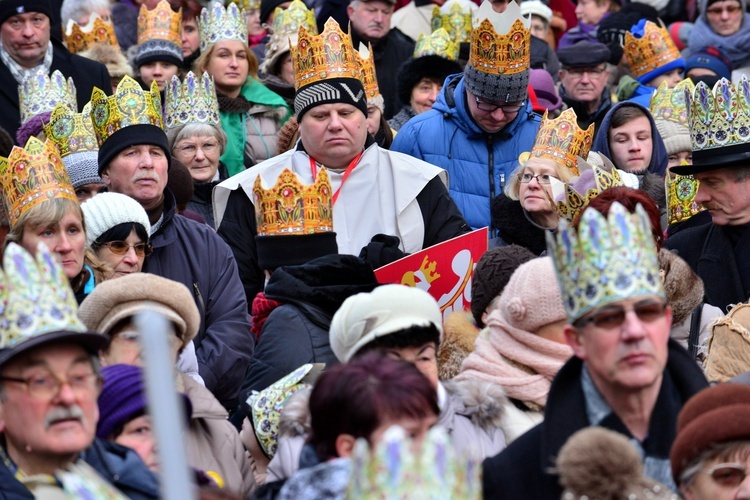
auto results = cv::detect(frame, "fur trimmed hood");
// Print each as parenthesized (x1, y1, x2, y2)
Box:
(442, 377, 507, 431)
(78, 43, 133, 79)
(659, 248, 705, 326)
(438, 311, 480, 381)
(278, 388, 312, 439)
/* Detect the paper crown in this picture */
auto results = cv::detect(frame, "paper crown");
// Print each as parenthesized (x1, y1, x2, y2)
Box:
(164, 72, 221, 131)
(0, 137, 77, 227)
(468, 0, 530, 77)
(90, 76, 164, 147)
(64, 13, 119, 54)
(356, 43, 381, 103)
(271, 0, 316, 37)
(650, 79, 694, 127)
(229, 0, 260, 12)
(687, 77, 750, 156)
(253, 168, 334, 236)
(246, 363, 324, 458)
(291, 18, 361, 91)
(623, 21, 681, 80)
(137, 0, 182, 45)
(547, 201, 664, 322)
(555, 154, 625, 222)
(431, 2, 472, 44)
(43, 102, 99, 158)
(521, 109, 594, 175)
(414, 28, 458, 60)
(666, 171, 703, 225)
(199, 2, 248, 53)
(19, 69, 77, 126)
(347, 425, 482, 499)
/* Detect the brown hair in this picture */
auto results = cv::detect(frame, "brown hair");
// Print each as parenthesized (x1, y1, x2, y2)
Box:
(194, 42, 259, 81)
(609, 105, 649, 131)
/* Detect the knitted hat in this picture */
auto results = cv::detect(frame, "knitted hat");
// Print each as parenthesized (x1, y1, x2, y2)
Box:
(0, 0, 53, 25)
(470, 245, 536, 327)
(260, 0, 288, 24)
(63, 151, 104, 189)
(330, 284, 443, 363)
(671, 383, 750, 483)
(529, 68, 562, 111)
(396, 55, 463, 107)
(78, 273, 200, 350)
(498, 256, 566, 332)
(80, 192, 151, 247)
(520, 0, 552, 23)
(685, 46, 733, 81)
(655, 120, 691, 156)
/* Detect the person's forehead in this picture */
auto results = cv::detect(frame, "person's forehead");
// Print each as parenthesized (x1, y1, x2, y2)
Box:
(4, 11, 48, 22)
(590, 295, 663, 311)
(1, 343, 90, 374)
(355, 0, 393, 9)
(611, 116, 651, 134)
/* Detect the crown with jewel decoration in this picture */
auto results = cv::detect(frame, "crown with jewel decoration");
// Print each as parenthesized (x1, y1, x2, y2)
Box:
(555, 154, 625, 222)
(666, 171, 703, 225)
(43, 102, 99, 159)
(0, 138, 77, 227)
(138, 0, 182, 46)
(431, 2, 472, 43)
(229, 0, 260, 12)
(164, 72, 221, 131)
(355, 43, 382, 109)
(253, 168, 334, 235)
(623, 21, 682, 80)
(272, 0, 316, 37)
(199, 2, 248, 52)
(414, 28, 458, 60)
(291, 18, 362, 91)
(468, 0, 530, 77)
(520, 109, 594, 175)
(650, 79, 694, 127)
(547, 202, 664, 323)
(64, 13, 119, 54)
(90, 76, 163, 147)
(18, 69, 77, 126)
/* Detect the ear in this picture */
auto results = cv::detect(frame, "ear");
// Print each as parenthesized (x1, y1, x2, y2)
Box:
(346, 4, 355, 20)
(558, 69, 564, 81)
(335, 434, 357, 458)
(100, 168, 111, 187)
(564, 324, 586, 360)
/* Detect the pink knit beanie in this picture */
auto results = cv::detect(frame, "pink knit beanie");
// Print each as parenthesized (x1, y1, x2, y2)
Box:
(499, 256, 567, 332)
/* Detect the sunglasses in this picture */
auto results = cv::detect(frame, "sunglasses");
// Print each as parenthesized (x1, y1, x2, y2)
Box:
(99, 241, 152, 257)
(702, 463, 749, 488)
(576, 301, 667, 329)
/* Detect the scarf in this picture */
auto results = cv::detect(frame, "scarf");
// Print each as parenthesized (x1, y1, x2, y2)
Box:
(0, 40, 53, 84)
(251, 291, 282, 339)
(688, 16, 750, 70)
(217, 92, 253, 114)
(457, 309, 573, 408)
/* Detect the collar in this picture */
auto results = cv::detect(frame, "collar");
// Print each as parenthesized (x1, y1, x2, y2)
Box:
(581, 365, 612, 426)
(0, 39, 53, 85)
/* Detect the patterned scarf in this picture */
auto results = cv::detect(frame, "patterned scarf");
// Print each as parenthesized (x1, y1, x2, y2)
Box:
(0, 39, 53, 84)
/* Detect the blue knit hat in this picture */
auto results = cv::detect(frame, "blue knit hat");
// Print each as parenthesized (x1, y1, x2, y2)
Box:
(685, 46, 733, 81)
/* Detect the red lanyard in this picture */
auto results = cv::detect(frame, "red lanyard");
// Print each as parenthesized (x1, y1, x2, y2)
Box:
(309, 150, 364, 206)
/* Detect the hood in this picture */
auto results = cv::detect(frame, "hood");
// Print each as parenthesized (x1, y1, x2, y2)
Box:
(592, 100, 668, 176)
(438, 312, 480, 381)
(442, 377, 507, 431)
(278, 388, 312, 439)
(700, 0, 747, 19)
(658, 248, 705, 326)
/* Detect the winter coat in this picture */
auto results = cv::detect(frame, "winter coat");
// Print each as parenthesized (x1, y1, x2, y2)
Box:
(144, 190, 254, 409)
(189, 162, 229, 229)
(276, 458, 351, 500)
(391, 74, 542, 231)
(482, 340, 708, 499)
(388, 106, 417, 132)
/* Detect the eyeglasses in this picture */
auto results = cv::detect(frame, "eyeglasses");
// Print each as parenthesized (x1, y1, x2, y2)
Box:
(702, 463, 749, 488)
(175, 141, 219, 157)
(563, 66, 608, 79)
(517, 172, 552, 185)
(473, 96, 525, 113)
(576, 301, 667, 329)
(706, 4, 741, 15)
(99, 241, 152, 257)
(0, 371, 100, 400)
(113, 330, 181, 349)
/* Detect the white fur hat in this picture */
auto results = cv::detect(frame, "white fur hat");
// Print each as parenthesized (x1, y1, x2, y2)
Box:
(81, 192, 151, 246)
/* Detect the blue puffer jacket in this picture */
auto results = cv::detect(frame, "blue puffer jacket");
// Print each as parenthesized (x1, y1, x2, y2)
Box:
(391, 74, 541, 230)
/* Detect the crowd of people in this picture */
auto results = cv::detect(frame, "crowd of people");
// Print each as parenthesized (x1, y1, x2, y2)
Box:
(0, 0, 750, 496)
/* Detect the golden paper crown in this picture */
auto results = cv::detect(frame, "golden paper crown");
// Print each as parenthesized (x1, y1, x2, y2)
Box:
(0, 138, 77, 227)
(19, 69, 77, 125)
(137, 0, 182, 46)
(291, 18, 361, 91)
(688, 77, 750, 153)
(666, 171, 703, 225)
(556, 157, 624, 222)
(468, 0, 530, 76)
(90, 76, 163, 147)
(522, 109, 594, 175)
(623, 21, 682, 80)
(199, 2, 248, 52)
(64, 13, 119, 54)
(414, 28, 458, 60)
(43, 102, 98, 158)
(164, 72, 221, 130)
(229, 0, 260, 12)
(431, 2, 472, 44)
(356, 43, 381, 102)
(253, 168, 334, 236)
(272, 0, 316, 37)
(650, 79, 694, 126)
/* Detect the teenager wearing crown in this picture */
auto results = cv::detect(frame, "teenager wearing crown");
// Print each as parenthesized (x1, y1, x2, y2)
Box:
(214, 18, 469, 304)
(134, 0, 183, 93)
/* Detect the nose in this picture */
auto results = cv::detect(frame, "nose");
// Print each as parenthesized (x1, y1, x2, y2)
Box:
(428, 88, 439, 103)
(228, 55, 239, 68)
(694, 182, 711, 204)
(488, 106, 507, 121)
(575, 2, 583, 15)
(721, 8, 731, 19)
(620, 309, 648, 341)
(21, 21, 34, 36)
(139, 151, 154, 168)
(327, 112, 343, 130)
(194, 147, 206, 161)
(579, 72, 593, 84)
(55, 233, 72, 254)
(122, 247, 140, 266)
(736, 474, 750, 499)
(53, 382, 78, 406)
(373, 11, 385, 23)
(628, 138, 641, 152)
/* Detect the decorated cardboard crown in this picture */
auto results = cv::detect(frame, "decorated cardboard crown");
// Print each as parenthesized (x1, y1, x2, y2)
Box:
(164, 72, 221, 131)
(414, 28, 458, 60)
(623, 21, 681, 80)
(271, 0, 316, 37)
(291, 18, 361, 91)
(431, 2, 473, 44)
(650, 79, 693, 127)
(468, 0, 530, 77)
(666, 170, 703, 225)
(688, 77, 750, 159)
(90, 76, 163, 147)
(43, 102, 99, 158)
(347, 425, 482, 499)
(18, 69, 77, 126)
(64, 13, 119, 54)
(253, 168, 334, 236)
(137, 0, 182, 46)
(229, 0, 260, 12)
(0, 138, 77, 227)
(199, 2, 248, 53)
(246, 363, 324, 458)
(355, 43, 381, 106)
(520, 109, 594, 175)
(547, 202, 665, 323)
(555, 154, 625, 222)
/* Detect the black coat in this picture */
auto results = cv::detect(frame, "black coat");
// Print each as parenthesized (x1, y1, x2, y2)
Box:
(0, 40, 111, 143)
(482, 340, 708, 499)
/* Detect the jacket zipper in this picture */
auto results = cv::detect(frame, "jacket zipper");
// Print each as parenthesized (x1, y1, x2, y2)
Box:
(487, 135, 496, 236)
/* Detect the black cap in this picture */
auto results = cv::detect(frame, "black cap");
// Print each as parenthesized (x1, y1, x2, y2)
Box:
(557, 41, 611, 68)
(0, 0, 53, 25)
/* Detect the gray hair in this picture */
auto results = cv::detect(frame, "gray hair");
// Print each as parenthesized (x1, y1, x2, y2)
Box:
(733, 165, 750, 183)
(166, 123, 228, 156)
(61, 0, 112, 26)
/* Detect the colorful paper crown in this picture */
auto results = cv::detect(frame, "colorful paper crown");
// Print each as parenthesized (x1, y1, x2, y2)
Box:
(229, 0, 260, 12)
(650, 79, 694, 127)
(556, 155, 625, 222)
(468, 0, 530, 77)
(0, 138, 77, 227)
(521, 109, 594, 175)
(253, 168, 334, 236)
(687, 76, 750, 155)
(431, 2, 472, 44)
(247, 363, 324, 459)
(90, 76, 164, 147)
(291, 18, 361, 91)
(64, 13, 119, 54)
(547, 202, 664, 322)
(356, 43, 381, 103)
(18, 69, 77, 125)
(624, 21, 681, 80)
(43, 102, 99, 158)
(199, 2, 248, 53)
(138, 0, 182, 46)
(414, 28, 458, 60)
(347, 425, 482, 499)
(164, 72, 221, 131)
(271, 0, 316, 37)
(666, 171, 703, 225)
